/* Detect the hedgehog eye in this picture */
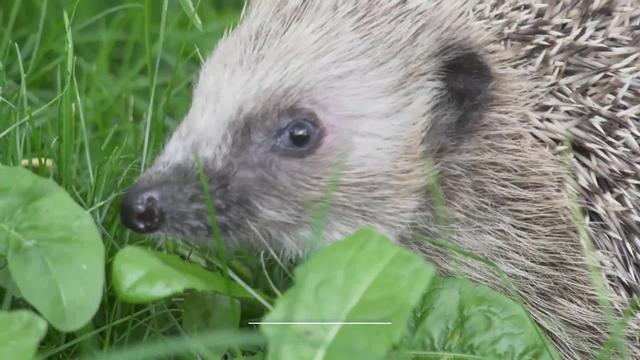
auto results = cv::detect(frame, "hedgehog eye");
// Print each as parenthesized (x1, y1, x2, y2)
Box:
(274, 115, 322, 155)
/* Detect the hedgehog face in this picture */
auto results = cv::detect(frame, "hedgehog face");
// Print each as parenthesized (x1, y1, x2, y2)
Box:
(120, 0, 493, 255)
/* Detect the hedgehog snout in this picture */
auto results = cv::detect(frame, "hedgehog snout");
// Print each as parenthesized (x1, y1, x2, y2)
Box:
(119, 168, 236, 237)
(120, 184, 165, 234)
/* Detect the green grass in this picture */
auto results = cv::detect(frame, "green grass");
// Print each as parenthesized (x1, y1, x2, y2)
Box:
(0, 0, 257, 358)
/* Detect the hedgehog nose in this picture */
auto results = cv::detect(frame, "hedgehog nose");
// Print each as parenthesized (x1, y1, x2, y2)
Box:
(120, 187, 165, 234)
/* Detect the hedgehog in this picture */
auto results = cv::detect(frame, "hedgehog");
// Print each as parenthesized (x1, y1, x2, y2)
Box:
(119, 0, 640, 358)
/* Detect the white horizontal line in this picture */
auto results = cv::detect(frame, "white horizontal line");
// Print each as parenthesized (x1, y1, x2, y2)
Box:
(248, 322, 392, 325)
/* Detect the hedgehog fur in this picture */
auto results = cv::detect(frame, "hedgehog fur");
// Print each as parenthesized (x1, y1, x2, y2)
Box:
(120, 1, 640, 358)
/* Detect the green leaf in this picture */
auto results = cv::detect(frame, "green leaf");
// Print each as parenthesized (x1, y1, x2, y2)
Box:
(242, 354, 265, 360)
(112, 246, 254, 303)
(181, 292, 241, 360)
(0, 165, 105, 332)
(182, 292, 240, 333)
(0, 265, 21, 297)
(261, 227, 435, 360)
(178, 0, 203, 31)
(403, 277, 562, 360)
(0, 310, 48, 360)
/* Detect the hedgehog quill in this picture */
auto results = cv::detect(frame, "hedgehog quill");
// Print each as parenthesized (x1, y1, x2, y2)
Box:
(120, 0, 640, 358)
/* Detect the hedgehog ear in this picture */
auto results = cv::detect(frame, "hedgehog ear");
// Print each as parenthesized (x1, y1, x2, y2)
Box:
(425, 48, 493, 154)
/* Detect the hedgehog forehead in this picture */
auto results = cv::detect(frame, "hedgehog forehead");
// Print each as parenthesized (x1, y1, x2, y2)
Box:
(155, 0, 473, 171)
(176, 25, 397, 163)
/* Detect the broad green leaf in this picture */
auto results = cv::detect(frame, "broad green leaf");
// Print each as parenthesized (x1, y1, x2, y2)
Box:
(112, 246, 254, 303)
(0, 165, 105, 332)
(403, 277, 562, 360)
(178, 0, 203, 31)
(182, 292, 240, 333)
(242, 354, 265, 360)
(0, 265, 21, 297)
(181, 292, 241, 360)
(0, 310, 47, 360)
(262, 227, 435, 360)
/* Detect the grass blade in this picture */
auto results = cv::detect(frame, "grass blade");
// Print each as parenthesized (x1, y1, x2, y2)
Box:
(178, 0, 203, 32)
